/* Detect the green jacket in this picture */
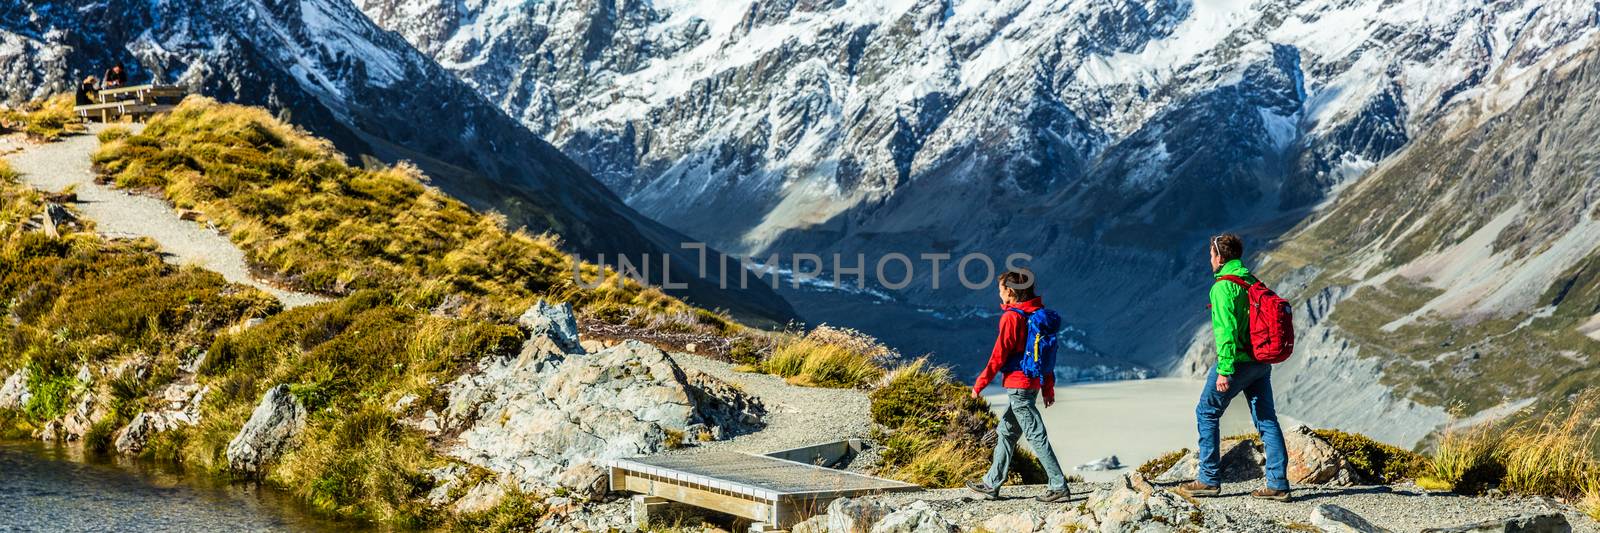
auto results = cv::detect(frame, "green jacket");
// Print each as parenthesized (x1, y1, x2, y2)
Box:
(1210, 259, 1257, 376)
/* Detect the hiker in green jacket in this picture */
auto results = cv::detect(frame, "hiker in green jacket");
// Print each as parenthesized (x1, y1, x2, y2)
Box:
(1175, 233, 1291, 501)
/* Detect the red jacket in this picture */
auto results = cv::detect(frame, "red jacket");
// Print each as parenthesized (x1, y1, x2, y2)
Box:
(972, 297, 1055, 402)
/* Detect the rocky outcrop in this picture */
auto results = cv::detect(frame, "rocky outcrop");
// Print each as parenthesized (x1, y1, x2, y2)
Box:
(1047, 473, 1228, 532)
(114, 382, 209, 454)
(225, 384, 307, 474)
(1419, 513, 1572, 533)
(825, 498, 890, 533)
(441, 303, 763, 491)
(1313, 504, 1392, 533)
(981, 511, 1042, 533)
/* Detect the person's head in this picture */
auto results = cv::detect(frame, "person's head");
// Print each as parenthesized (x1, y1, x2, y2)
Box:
(997, 267, 1037, 304)
(1209, 233, 1244, 273)
(112, 64, 123, 73)
(82, 76, 96, 87)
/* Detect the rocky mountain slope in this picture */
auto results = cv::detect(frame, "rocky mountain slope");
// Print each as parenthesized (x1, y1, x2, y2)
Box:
(0, 0, 795, 324)
(1181, 35, 1600, 446)
(357, 0, 1600, 368)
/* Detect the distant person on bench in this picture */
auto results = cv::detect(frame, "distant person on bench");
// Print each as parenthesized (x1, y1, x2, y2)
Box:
(966, 267, 1071, 503)
(103, 63, 128, 89)
(75, 76, 99, 106)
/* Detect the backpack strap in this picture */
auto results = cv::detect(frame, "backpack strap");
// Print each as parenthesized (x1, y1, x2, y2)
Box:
(1216, 275, 1252, 289)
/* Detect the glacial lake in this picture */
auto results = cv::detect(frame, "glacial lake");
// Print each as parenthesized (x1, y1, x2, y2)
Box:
(0, 440, 358, 532)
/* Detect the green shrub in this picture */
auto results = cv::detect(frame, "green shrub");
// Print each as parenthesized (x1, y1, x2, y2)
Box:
(1314, 429, 1428, 484)
(870, 359, 1045, 487)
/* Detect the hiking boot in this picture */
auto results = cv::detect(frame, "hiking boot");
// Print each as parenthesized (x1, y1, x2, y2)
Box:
(1035, 489, 1072, 503)
(1251, 487, 1291, 502)
(1173, 481, 1220, 498)
(965, 480, 999, 500)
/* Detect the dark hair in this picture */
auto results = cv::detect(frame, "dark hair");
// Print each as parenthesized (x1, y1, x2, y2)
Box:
(1211, 233, 1244, 262)
(998, 267, 1037, 301)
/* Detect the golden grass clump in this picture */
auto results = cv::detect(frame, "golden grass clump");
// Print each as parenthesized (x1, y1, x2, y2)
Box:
(1420, 423, 1505, 492)
(869, 358, 1047, 487)
(761, 336, 884, 389)
(2, 93, 83, 141)
(1497, 392, 1600, 497)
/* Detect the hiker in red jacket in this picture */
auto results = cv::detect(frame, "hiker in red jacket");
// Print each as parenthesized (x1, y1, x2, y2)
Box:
(966, 268, 1071, 503)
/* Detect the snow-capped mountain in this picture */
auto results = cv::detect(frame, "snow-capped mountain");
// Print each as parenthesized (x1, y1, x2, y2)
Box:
(358, 0, 1599, 367)
(0, 0, 797, 323)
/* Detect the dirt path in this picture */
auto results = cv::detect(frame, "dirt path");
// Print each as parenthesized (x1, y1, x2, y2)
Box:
(2, 128, 326, 309)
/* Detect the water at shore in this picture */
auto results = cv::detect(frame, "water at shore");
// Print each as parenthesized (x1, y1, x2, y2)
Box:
(0, 440, 358, 532)
(986, 378, 1303, 482)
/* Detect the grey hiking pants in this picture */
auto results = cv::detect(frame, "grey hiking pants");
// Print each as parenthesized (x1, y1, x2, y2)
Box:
(982, 388, 1068, 491)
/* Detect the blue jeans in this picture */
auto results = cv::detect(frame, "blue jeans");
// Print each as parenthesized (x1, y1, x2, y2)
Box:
(1196, 362, 1289, 490)
(983, 388, 1068, 491)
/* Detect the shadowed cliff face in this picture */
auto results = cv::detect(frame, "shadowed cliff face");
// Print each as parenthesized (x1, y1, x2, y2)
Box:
(359, 0, 1597, 366)
(0, 0, 796, 325)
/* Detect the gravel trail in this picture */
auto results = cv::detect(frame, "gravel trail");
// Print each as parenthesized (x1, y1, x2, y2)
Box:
(2, 129, 326, 309)
(667, 353, 873, 456)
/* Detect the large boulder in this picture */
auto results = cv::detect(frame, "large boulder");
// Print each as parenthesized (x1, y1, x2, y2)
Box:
(1419, 513, 1571, 533)
(226, 384, 308, 473)
(1312, 504, 1392, 533)
(442, 308, 763, 490)
(1155, 439, 1263, 483)
(870, 501, 955, 533)
(556, 461, 610, 502)
(1287, 425, 1357, 485)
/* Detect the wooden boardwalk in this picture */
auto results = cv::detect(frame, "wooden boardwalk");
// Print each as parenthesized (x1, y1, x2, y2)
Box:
(611, 450, 919, 530)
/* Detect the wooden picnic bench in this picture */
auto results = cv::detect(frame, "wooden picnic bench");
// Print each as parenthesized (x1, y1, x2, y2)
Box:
(74, 84, 187, 123)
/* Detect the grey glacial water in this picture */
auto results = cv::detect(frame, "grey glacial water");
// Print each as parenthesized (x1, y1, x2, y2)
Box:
(0, 441, 354, 532)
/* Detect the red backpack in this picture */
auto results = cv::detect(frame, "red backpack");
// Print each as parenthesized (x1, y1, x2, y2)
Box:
(1217, 275, 1295, 364)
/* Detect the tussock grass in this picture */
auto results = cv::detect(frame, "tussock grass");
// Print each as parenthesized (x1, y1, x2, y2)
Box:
(762, 337, 883, 389)
(1497, 393, 1600, 497)
(1137, 449, 1189, 478)
(1581, 479, 1600, 522)
(1421, 390, 1600, 498)
(273, 405, 433, 523)
(870, 358, 1046, 487)
(2, 94, 83, 141)
(1421, 424, 1504, 493)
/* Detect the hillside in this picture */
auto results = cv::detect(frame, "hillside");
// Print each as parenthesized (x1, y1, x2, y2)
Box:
(0, 0, 796, 324)
(356, 0, 1600, 368)
(1179, 37, 1600, 446)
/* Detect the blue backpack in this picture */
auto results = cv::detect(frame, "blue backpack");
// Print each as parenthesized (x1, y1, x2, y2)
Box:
(1006, 308, 1062, 380)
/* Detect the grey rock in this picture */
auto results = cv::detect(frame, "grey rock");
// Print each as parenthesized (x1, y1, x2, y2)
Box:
(0, 370, 30, 410)
(225, 384, 307, 473)
(1045, 472, 1222, 532)
(827, 497, 889, 533)
(1312, 504, 1392, 533)
(790, 513, 828, 533)
(451, 481, 507, 515)
(115, 383, 209, 454)
(518, 300, 582, 353)
(870, 500, 955, 533)
(1419, 513, 1571, 533)
(1077, 455, 1124, 471)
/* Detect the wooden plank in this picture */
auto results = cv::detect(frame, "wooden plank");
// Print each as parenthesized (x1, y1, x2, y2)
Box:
(96, 84, 155, 98)
(618, 470, 774, 523)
